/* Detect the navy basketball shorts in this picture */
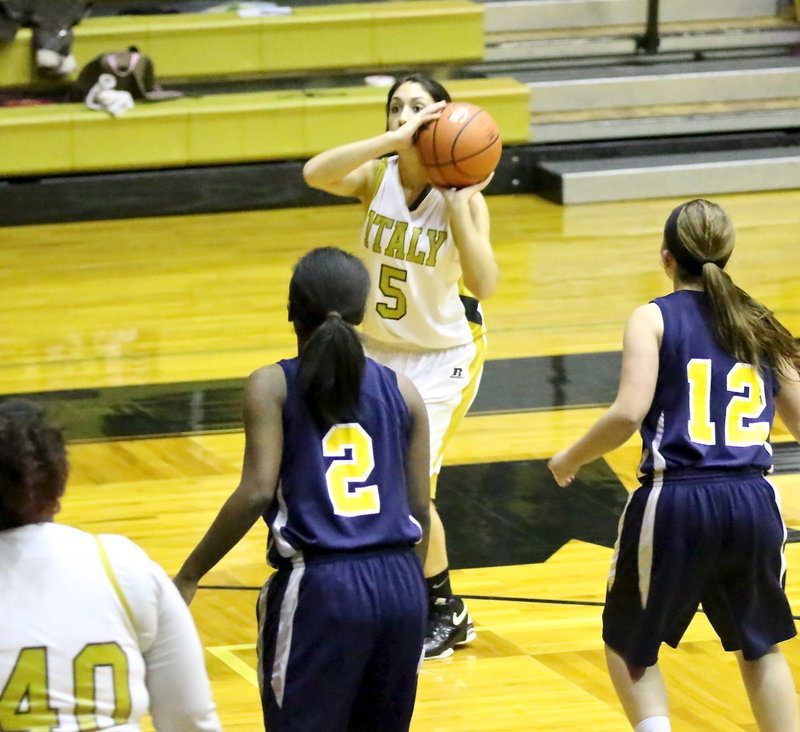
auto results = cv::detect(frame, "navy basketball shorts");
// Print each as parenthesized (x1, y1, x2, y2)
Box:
(603, 469, 796, 668)
(257, 547, 427, 732)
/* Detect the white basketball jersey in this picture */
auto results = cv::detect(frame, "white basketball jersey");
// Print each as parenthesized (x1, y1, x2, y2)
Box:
(360, 156, 483, 351)
(0, 523, 219, 731)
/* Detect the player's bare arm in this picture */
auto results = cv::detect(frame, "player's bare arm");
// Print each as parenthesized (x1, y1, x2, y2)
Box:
(441, 180, 499, 299)
(396, 371, 432, 566)
(174, 365, 285, 604)
(302, 101, 446, 202)
(776, 362, 800, 444)
(548, 303, 662, 486)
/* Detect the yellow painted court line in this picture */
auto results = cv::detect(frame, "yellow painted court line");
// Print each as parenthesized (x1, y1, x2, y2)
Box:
(207, 644, 258, 687)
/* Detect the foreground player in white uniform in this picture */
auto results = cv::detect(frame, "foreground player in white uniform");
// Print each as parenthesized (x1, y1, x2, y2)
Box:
(0, 400, 221, 732)
(303, 73, 499, 659)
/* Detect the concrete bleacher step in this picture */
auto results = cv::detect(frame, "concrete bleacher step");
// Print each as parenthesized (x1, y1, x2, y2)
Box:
(480, 0, 784, 33)
(486, 55, 800, 143)
(532, 143, 800, 204)
(483, 17, 800, 63)
(516, 56, 800, 111)
(530, 99, 800, 143)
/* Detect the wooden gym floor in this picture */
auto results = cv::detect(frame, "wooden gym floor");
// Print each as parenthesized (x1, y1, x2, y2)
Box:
(4, 190, 800, 730)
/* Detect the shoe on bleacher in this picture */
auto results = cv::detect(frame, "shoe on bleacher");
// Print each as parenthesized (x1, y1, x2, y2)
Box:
(423, 597, 476, 660)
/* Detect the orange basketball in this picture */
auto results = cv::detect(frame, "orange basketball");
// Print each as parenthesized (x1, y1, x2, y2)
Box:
(415, 102, 502, 189)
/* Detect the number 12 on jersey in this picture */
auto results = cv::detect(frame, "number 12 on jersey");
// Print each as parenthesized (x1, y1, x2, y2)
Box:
(687, 359, 770, 447)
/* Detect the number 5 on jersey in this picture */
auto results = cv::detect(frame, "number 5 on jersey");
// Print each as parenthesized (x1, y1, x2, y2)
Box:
(376, 264, 407, 320)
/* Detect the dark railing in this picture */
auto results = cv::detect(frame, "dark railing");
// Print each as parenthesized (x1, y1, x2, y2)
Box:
(637, 0, 661, 54)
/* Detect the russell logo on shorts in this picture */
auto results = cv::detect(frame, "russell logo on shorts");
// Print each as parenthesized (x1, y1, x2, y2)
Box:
(450, 367, 464, 379)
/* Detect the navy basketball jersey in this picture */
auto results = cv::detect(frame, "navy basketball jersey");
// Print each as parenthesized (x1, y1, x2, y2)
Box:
(265, 357, 422, 564)
(638, 290, 777, 476)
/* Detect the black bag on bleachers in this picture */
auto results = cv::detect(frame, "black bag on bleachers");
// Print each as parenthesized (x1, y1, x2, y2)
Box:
(72, 47, 183, 102)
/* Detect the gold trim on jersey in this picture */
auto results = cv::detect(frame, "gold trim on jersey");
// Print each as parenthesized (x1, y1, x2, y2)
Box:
(95, 535, 137, 631)
(431, 322, 487, 498)
(369, 157, 389, 207)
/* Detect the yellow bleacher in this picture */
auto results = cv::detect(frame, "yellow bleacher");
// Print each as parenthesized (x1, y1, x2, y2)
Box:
(0, 78, 531, 177)
(0, 1, 533, 178)
(0, 1, 484, 88)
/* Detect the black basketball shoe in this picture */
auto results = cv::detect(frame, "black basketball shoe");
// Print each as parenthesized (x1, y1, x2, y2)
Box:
(423, 597, 476, 660)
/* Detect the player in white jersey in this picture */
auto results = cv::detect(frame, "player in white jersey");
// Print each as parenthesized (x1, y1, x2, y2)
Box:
(0, 400, 221, 732)
(303, 73, 499, 659)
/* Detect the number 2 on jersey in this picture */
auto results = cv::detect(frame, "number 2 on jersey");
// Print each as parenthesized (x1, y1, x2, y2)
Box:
(686, 359, 770, 447)
(323, 424, 381, 517)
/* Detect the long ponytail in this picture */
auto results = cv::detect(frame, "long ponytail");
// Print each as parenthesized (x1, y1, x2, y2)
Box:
(664, 199, 800, 374)
(298, 313, 365, 426)
(288, 248, 371, 426)
(701, 264, 799, 373)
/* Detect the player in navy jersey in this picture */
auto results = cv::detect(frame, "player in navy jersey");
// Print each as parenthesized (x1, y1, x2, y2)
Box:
(175, 247, 431, 732)
(549, 199, 800, 732)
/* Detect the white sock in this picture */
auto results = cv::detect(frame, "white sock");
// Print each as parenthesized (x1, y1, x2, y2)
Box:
(634, 717, 671, 732)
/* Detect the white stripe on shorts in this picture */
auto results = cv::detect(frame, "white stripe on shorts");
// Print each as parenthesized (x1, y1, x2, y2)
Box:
(766, 477, 788, 585)
(257, 575, 272, 696)
(638, 473, 664, 610)
(632, 411, 666, 608)
(268, 559, 305, 708)
(607, 491, 635, 593)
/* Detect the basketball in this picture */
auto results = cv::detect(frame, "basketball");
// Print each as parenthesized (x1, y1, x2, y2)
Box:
(415, 102, 502, 189)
